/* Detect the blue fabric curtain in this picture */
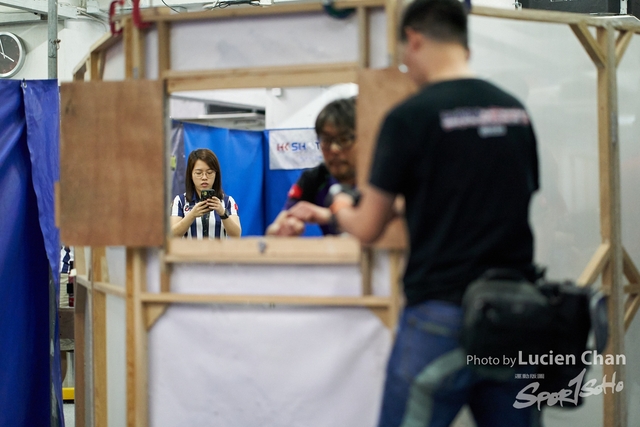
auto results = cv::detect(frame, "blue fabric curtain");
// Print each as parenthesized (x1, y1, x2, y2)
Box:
(0, 80, 63, 427)
(183, 123, 265, 236)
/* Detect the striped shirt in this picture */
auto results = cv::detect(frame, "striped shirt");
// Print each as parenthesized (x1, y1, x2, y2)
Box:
(171, 193, 239, 239)
(60, 246, 74, 273)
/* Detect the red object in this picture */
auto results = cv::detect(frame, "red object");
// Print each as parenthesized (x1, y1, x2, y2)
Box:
(288, 184, 303, 200)
(109, 0, 150, 36)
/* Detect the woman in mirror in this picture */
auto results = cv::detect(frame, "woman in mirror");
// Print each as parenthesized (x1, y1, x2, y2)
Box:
(170, 148, 241, 239)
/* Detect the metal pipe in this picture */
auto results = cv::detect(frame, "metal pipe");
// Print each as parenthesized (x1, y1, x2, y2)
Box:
(48, 0, 57, 79)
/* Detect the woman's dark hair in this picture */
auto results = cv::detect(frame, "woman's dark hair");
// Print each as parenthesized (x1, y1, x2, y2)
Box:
(400, 0, 468, 50)
(315, 97, 356, 137)
(185, 148, 224, 201)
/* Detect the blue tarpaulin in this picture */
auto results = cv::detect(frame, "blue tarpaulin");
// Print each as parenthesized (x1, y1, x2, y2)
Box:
(0, 80, 63, 426)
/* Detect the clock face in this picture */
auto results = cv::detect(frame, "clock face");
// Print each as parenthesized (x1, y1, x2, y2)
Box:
(0, 33, 25, 78)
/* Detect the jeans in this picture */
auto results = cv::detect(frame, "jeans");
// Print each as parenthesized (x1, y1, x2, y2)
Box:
(377, 300, 542, 427)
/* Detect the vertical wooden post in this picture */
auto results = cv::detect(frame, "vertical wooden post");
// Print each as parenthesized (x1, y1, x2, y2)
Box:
(126, 249, 149, 427)
(388, 249, 404, 333)
(92, 247, 108, 427)
(157, 21, 171, 76)
(125, 19, 146, 80)
(74, 273, 87, 427)
(597, 25, 626, 427)
(357, 7, 370, 69)
(386, 0, 399, 66)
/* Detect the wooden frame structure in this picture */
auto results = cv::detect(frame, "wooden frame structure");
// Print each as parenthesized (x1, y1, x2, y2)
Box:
(64, 2, 640, 427)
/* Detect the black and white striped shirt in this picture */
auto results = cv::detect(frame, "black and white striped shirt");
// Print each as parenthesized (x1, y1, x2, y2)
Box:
(171, 193, 239, 239)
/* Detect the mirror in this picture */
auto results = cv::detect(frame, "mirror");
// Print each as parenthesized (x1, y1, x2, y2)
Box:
(167, 83, 359, 240)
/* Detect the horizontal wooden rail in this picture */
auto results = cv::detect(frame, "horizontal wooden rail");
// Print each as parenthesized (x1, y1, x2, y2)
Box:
(141, 292, 392, 307)
(94, 281, 127, 299)
(114, 0, 385, 23)
(471, 6, 640, 32)
(165, 236, 361, 264)
(76, 275, 92, 290)
(163, 62, 359, 92)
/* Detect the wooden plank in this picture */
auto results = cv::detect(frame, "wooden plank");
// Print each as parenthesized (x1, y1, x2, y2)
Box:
(471, 6, 640, 32)
(157, 21, 171, 75)
(90, 31, 122, 54)
(623, 248, 640, 284)
(615, 31, 634, 67)
(92, 285, 107, 426)
(596, 25, 626, 427)
(93, 281, 126, 299)
(59, 80, 164, 246)
(141, 292, 392, 307)
(124, 19, 134, 80)
(625, 294, 640, 330)
(125, 20, 146, 80)
(115, 0, 385, 23)
(386, 0, 399, 66)
(74, 282, 87, 427)
(361, 248, 373, 295)
(73, 59, 87, 81)
(164, 62, 359, 92)
(145, 303, 169, 330)
(570, 22, 605, 68)
(357, 7, 370, 68)
(75, 247, 88, 277)
(357, 68, 416, 249)
(165, 237, 361, 264)
(76, 275, 93, 291)
(576, 242, 610, 286)
(126, 249, 148, 427)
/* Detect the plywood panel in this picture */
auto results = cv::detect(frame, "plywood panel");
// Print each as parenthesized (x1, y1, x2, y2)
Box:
(356, 68, 416, 249)
(59, 81, 164, 246)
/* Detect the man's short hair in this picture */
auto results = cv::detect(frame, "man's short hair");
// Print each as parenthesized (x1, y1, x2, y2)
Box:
(315, 97, 356, 136)
(400, 0, 468, 50)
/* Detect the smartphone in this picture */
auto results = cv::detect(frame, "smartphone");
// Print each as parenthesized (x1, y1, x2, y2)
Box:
(200, 189, 216, 200)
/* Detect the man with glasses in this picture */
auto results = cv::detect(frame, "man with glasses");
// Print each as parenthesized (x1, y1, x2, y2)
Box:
(266, 97, 357, 236)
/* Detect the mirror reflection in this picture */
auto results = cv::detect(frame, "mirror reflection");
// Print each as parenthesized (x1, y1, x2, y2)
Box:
(168, 84, 359, 239)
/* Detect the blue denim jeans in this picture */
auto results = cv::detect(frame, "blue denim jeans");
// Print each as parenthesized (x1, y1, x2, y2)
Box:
(377, 300, 542, 427)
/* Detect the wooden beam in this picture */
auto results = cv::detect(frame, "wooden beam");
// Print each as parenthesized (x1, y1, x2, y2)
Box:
(75, 247, 88, 277)
(570, 22, 605, 68)
(114, 0, 385, 23)
(165, 237, 360, 264)
(157, 21, 171, 75)
(357, 6, 370, 69)
(164, 62, 359, 92)
(596, 25, 626, 427)
(615, 30, 634, 67)
(576, 242, 610, 286)
(73, 59, 87, 81)
(90, 51, 106, 82)
(141, 292, 392, 307)
(93, 281, 126, 299)
(623, 248, 640, 284)
(74, 278, 88, 427)
(126, 249, 148, 427)
(361, 248, 373, 296)
(625, 294, 640, 331)
(388, 249, 404, 333)
(471, 6, 640, 32)
(76, 275, 93, 291)
(386, 0, 399, 66)
(145, 303, 169, 330)
(92, 247, 108, 427)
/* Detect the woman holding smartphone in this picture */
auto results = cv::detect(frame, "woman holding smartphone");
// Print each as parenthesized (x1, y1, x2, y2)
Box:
(171, 148, 242, 239)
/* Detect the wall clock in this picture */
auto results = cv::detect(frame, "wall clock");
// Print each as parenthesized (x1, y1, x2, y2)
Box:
(0, 32, 26, 78)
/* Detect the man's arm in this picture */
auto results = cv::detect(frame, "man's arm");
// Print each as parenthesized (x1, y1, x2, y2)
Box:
(334, 185, 396, 244)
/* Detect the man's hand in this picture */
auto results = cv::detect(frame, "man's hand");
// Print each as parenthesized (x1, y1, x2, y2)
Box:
(288, 201, 333, 225)
(267, 213, 306, 236)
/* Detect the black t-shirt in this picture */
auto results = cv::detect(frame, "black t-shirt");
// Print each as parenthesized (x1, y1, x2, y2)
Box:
(283, 163, 339, 235)
(370, 79, 539, 306)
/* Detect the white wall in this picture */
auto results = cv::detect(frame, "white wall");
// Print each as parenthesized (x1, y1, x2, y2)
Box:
(0, 18, 107, 81)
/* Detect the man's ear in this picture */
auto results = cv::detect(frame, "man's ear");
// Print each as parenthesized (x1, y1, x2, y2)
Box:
(404, 28, 423, 52)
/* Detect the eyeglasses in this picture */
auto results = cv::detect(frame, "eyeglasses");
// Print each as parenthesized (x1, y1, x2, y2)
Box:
(193, 170, 215, 178)
(319, 134, 356, 151)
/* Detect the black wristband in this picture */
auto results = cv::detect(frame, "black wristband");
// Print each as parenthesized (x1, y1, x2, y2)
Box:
(220, 208, 230, 220)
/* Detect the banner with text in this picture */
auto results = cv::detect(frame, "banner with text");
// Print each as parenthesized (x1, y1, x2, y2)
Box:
(268, 129, 323, 170)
